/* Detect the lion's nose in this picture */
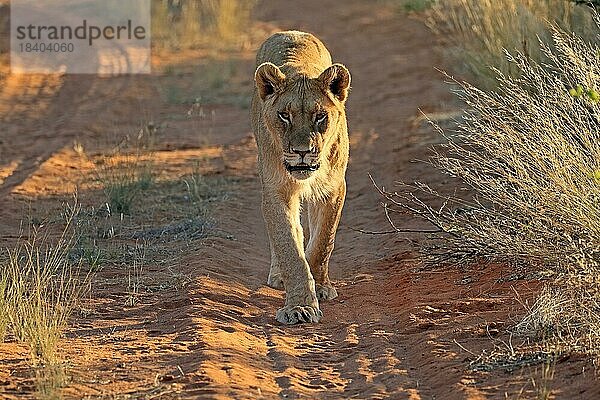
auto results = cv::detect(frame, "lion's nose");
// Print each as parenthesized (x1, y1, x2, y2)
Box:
(292, 149, 310, 158)
(291, 147, 314, 161)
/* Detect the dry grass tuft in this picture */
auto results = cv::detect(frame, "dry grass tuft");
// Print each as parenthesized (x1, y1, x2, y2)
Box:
(382, 16, 600, 354)
(95, 123, 156, 215)
(1, 202, 90, 366)
(516, 280, 600, 355)
(34, 363, 69, 400)
(470, 348, 557, 374)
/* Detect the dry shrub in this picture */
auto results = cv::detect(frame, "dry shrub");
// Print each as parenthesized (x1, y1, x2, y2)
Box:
(429, 0, 598, 89)
(382, 18, 600, 352)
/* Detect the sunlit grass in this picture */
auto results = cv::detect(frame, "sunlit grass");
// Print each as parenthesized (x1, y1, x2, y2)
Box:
(428, 0, 597, 89)
(1, 202, 90, 366)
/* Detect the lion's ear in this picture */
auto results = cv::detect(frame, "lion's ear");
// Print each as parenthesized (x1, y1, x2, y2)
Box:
(318, 63, 351, 103)
(255, 62, 286, 101)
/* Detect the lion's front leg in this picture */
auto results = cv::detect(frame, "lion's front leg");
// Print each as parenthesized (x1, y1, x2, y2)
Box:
(266, 246, 284, 289)
(262, 190, 322, 324)
(306, 181, 346, 301)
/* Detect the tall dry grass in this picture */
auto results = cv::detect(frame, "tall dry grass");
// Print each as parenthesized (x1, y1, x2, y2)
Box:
(383, 16, 600, 353)
(429, 0, 598, 89)
(1, 203, 90, 365)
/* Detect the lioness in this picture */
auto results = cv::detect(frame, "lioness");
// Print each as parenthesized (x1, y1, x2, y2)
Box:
(251, 31, 351, 324)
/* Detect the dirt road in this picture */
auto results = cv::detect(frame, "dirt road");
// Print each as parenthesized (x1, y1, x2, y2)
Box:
(1, 0, 598, 399)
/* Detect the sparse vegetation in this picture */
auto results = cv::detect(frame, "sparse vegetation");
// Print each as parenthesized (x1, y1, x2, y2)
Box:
(152, 0, 256, 50)
(531, 355, 557, 400)
(516, 280, 600, 355)
(383, 16, 600, 354)
(97, 157, 148, 214)
(1, 203, 90, 366)
(184, 160, 213, 204)
(95, 124, 156, 215)
(400, 0, 437, 12)
(7, 0, 600, 396)
(34, 364, 68, 400)
(428, 0, 597, 89)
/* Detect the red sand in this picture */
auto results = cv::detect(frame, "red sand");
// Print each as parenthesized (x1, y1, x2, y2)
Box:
(0, 1, 598, 398)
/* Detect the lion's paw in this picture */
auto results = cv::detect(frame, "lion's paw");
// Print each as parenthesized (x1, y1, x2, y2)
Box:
(267, 272, 284, 290)
(276, 305, 323, 324)
(316, 283, 338, 301)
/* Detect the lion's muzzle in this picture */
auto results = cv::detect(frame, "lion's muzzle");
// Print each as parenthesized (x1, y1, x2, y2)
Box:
(283, 149, 320, 174)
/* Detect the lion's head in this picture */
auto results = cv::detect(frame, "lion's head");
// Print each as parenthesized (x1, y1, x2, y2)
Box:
(254, 62, 351, 180)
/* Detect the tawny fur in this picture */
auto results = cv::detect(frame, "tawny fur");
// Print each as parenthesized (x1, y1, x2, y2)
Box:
(251, 31, 351, 324)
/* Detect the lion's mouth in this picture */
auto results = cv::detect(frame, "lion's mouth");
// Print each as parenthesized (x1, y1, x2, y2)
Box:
(284, 161, 320, 173)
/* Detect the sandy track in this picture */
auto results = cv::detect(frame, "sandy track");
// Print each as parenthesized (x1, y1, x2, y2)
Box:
(1, 0, 599, 399)
(143, 1, 521, 398)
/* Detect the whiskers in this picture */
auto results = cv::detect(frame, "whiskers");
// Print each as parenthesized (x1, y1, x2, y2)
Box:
(283, 151, 320, 167)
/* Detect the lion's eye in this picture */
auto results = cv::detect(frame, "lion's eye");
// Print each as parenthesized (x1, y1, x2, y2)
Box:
(315, 112, 327, 124)
(278, 111, 290, 123)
